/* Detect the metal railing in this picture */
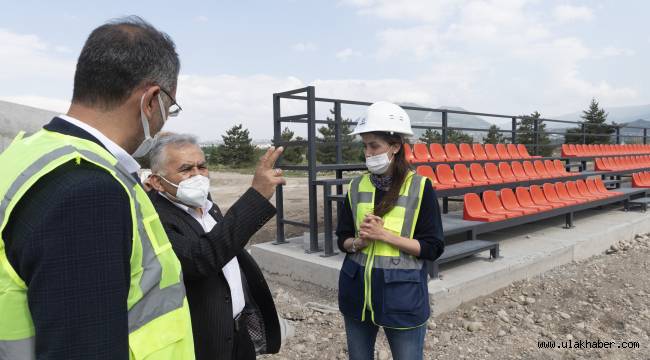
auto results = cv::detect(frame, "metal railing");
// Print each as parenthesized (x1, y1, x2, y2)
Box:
(272, 86, 650, 255)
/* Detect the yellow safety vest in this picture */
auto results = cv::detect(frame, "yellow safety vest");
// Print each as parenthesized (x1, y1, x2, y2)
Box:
(338, 172, 429, 329)
(0, 129, 195, 359)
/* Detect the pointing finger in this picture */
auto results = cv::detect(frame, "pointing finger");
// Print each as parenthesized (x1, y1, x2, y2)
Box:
(265, 146, 284, 168)
(259, 147, 275, 165)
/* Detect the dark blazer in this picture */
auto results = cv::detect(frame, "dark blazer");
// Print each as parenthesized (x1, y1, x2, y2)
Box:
(148, 190, 281, 360)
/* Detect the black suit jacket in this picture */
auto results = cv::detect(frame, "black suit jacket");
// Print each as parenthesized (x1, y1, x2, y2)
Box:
(148, 190, 281, 360)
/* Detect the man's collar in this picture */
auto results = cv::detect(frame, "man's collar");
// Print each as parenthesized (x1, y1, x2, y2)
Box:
(56, 114, 141, 174)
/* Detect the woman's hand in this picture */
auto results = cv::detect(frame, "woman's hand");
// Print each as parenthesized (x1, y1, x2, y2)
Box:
(359, 214, 389, 242)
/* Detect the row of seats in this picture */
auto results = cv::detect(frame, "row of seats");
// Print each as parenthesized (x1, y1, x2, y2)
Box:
(594, 156, 650, 171)
(404, 143, 541, 163)
(632, 172, 650, 188)
(561, 144, 650, 157)
(416, 160, 572, 190)
(463, 178, 620, 222)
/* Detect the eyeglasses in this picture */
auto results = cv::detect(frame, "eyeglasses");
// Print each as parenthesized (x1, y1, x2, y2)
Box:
(159, 87, 183, 117)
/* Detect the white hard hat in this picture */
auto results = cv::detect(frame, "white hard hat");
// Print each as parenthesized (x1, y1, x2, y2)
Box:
(350, 101, 414, 136)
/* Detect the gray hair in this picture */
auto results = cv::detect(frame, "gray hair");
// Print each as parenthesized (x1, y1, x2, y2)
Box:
(150, 133, 199, 175)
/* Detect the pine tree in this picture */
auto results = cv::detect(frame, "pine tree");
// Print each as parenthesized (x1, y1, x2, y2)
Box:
(203, 145, 222, 166)
(316, 109, 363, 163)
(565, 99, 613, 144)
(219, 124, 255, 167)
(419, 129, 441, 144)
(274, 127, 304, 164)
(517, 111, 552, 156)
(417, 128, 472, 145)
(483, 125, 506, 144)
(446, 129, 473, 144)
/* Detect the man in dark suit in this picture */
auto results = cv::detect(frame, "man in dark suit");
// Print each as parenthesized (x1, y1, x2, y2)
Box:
(146, 133, 284, 360)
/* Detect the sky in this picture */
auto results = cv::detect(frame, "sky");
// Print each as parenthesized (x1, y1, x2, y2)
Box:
(1, 0, 648, 140)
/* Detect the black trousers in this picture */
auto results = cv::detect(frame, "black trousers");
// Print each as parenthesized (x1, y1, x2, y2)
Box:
(232, 315, 256, 360)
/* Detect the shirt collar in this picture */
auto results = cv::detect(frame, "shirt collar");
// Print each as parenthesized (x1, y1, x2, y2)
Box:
(57, 114, 141, 174)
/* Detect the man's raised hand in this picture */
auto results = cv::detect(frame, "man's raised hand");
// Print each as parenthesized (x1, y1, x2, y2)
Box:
(251, 146, 286, 199)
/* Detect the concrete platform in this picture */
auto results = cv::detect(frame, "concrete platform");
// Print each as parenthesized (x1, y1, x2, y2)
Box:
(251, 205, 650, 316)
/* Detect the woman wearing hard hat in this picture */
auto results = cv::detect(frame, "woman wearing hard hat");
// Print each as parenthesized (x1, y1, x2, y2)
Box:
(336, 102, 444, 359)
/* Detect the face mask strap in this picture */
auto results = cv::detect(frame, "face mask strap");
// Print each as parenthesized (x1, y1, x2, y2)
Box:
(158, 174, 179, 188)
(157, 93, 168, 125)
(140, 93, 152, 140)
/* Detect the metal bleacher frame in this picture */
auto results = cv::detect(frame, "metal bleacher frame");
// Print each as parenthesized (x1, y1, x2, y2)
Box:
(271, 86, 650, 265)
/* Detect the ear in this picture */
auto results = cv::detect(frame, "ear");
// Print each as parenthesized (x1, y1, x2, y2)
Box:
(148, 174, 166, 192)
(141, 85, 162, 119)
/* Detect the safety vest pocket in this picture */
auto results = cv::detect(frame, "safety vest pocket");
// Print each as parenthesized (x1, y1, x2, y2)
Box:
(128, 306, 190, 360)
(382, 269, 424, 314)
(338, 258, 364, 315)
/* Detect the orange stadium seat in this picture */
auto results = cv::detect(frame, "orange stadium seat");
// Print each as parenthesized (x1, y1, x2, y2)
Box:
(463, 193, 507, 222)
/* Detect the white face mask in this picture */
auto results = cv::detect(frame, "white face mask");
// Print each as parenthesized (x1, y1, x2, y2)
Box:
(160, 174, 210, 208)
(132, 93, 167, 158)
(366, 151, 392, 175)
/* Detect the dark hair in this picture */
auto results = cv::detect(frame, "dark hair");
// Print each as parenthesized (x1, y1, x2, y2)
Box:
(372, 132, 411, 218)
(72, 16, 180, 110)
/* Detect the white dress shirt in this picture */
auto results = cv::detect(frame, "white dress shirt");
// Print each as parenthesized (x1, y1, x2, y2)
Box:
(162, 194, 246, 318)
(57, 114, 141, 174)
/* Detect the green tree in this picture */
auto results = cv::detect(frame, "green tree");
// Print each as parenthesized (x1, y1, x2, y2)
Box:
(517, 111, 552, 156)
(565, 98, 614, 144)
(416, 128, 472, 144)
(274, 127, 304, 164)
(219, 124, 255, 167)
(483, 124, 507, 144)
(203, 145, 222, 166)
(446, 128, 473, 144)
(316, 109, 363, 163)
(419, 129, 441, 144)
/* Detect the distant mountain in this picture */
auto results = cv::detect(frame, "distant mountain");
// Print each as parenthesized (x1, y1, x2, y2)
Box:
(399, 102, 493, 141)
(618, 119, 650, 138)
(549, 103, 650, 130)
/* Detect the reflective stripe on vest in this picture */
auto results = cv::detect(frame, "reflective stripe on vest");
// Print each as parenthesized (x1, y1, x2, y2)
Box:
(0, 131, 193, 359)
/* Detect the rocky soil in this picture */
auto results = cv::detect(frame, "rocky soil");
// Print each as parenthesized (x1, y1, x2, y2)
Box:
(261, 234, 650, 360)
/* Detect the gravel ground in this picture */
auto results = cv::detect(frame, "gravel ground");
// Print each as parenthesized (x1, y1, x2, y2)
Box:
(260, 234, 650, 360)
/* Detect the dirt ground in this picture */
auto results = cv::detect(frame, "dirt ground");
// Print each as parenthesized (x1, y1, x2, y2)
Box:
(261, 235, 650, 360)
(208, 171, 312, 244)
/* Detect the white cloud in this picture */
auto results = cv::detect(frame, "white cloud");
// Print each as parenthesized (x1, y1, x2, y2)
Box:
(168, 74, 305, 140)
(0, 95, 70, 113)
(292, 42, 318, 52)
(335, 48, 362, 61)
(340, 0, 638, 116)
(599, 46, 635, 58)
(553, 5, 594, 22)
(377, 26, 443, 60)
(0, 29, 75, 82)
(341, 0, 458, 23)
